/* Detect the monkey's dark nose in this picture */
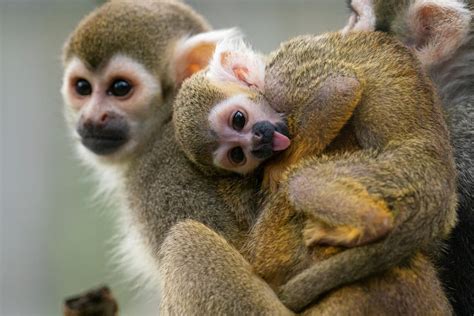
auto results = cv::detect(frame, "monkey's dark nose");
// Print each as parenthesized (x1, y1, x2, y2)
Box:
(252, 121, 275, 144)
(77, 112, 129, 155)
(251, 121, 275, 160)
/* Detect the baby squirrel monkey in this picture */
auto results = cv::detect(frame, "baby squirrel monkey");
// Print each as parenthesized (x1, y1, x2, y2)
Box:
(174, 38, 356, 183)
(175, 35, 388, 248)
(172, 31, 457, 313)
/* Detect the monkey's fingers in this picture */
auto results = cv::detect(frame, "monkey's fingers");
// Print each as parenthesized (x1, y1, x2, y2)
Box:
(289, 167, 394, 239)
(303, 207, 393, 248)
(303, 222, 363, 247)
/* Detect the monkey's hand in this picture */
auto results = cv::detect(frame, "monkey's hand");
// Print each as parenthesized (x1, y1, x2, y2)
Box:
(303, 215, 392, 248)
(288, 168, 394, 248)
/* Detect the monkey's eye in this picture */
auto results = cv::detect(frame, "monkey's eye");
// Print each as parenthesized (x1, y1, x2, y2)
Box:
(75, 79, 92, 96)
(232, 111, 246, 131)
(108, 79, 132, 97)
(228, 147, 246, 165)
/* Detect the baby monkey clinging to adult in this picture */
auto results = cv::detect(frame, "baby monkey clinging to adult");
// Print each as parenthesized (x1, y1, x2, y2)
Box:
(175, 34, 391, 248)
(172, 31, 457, 313)
(173, 40, 292, 177)
(174, 37, 362, 187)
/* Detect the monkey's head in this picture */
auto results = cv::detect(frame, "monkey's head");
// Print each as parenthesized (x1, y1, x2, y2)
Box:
(61, 0, 234, 167)
(343, 0, 471, 66)
(174, 40, 291, 176)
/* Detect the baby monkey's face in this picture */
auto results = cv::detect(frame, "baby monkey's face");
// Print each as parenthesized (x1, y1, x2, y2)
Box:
(174, 36, 292, 175)
(209, 89, 290, 175)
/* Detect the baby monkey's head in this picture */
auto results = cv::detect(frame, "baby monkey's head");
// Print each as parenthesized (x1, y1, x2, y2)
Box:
(173, 39, 291, 175)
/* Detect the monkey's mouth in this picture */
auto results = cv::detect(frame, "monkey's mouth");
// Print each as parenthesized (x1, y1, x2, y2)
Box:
(252, 122, 291, 160)
(78, 125, 129, 156)
(273, 122, 291, 151)
(81, 136, 128, 155)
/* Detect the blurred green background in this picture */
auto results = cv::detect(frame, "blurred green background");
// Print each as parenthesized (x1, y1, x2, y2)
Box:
(0, 1, 347, 315)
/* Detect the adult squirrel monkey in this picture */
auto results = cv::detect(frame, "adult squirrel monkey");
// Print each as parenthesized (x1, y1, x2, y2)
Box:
(61, 1, 269, 311)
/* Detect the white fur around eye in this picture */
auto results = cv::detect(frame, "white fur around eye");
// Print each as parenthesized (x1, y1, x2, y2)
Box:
(208, 94, 251, 128)
(61, 57, 91, 111)
(104, 54, 161, 108)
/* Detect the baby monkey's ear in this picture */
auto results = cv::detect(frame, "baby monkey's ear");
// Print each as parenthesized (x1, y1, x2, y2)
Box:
(406, 0, 471, 66)
(208, 37, 266, 92)
(172, 28, 241, 86)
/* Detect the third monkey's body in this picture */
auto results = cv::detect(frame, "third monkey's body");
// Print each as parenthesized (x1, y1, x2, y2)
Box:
(431, 23, 474, 316)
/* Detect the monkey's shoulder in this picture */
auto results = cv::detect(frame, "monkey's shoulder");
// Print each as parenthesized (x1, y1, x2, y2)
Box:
(126, 123, 257, 245)
(270, 31, 416, 72)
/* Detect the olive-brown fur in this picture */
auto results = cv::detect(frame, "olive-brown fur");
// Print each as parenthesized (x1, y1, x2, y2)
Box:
(169, 32, 457, 314)
(62, 2, 266, 314)
(358, 1, 474, 313)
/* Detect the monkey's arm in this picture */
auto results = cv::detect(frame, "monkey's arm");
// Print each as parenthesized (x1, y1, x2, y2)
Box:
(274, 73, 394, 247)
(291, 75, 363, 154)
(277, 137, 457, 311)
(158, 220, 293, 315)
(264, 74, 363, 189)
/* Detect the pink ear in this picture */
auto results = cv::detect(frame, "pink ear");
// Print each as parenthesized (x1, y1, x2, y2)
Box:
(207, 39, 266, 91)
(407, 0, 471, 66)
(233, 66, 250, 83)
(172, 29, 240, 86)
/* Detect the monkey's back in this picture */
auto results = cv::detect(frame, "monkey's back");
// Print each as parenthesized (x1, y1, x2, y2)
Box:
(265, 32, 446, 150)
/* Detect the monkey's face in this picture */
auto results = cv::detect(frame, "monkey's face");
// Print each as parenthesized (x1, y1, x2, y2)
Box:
(209, 92, 290, 175)
(61, 1, 230, 168)
(173, 34, 292, 175)
(62, 55, 162, 163)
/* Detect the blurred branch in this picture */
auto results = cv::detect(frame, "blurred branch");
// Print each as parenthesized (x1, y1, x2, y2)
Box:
(63, 286, 118, 316)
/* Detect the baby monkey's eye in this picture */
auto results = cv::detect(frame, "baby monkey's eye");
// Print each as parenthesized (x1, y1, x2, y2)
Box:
(232, 111, 246, 131)
(228, 147, 246, 165)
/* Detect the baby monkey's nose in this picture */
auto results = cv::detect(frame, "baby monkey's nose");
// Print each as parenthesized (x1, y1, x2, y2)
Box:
(252, 121, 275, 146)
(251, 121, 276, 160)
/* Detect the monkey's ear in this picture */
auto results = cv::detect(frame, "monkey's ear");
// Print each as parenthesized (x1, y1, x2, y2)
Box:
(207, 39, 266, 92)
(406, 0, 471, 66)
(172, 28, 241, 86)
(341, 0, 376, 34)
